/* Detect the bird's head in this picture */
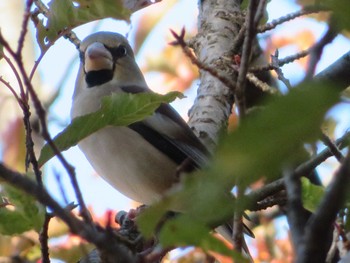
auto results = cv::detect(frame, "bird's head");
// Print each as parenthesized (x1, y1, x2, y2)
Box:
(78, 31, 146, 88)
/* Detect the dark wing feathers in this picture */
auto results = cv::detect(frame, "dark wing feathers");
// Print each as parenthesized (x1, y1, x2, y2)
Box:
(121, 85, 209, 168)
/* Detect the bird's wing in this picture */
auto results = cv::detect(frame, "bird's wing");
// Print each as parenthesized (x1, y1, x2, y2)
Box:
(120, 85, 209, 168)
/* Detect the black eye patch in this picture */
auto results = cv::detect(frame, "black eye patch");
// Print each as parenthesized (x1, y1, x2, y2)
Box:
(104, 45, 127, 60)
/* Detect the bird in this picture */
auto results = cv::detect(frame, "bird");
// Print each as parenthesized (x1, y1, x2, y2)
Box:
(71, 31, 209, 206)
(71, 31, 254, 260)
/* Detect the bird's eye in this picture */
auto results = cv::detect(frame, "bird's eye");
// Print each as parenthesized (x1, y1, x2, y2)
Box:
(106, 45, 127, 59)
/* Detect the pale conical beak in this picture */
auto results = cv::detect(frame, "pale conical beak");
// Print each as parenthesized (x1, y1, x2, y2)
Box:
(84, 42, 113, 73)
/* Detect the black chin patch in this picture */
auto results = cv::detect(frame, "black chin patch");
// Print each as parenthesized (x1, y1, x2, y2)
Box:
(86, 70, 113, 88)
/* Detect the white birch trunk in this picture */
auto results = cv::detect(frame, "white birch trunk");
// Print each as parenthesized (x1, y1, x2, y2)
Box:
(189, 0, 243, 151)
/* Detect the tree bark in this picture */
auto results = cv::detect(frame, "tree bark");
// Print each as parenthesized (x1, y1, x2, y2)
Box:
(189, 0, 243, 151)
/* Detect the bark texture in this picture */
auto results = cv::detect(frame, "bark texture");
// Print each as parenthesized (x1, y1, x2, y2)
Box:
(189, 0, 243, 151)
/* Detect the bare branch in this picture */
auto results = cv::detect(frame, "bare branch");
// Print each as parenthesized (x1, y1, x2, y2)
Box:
(258, 6, 329, 33)
(296, 152, 350, 263)
(0, 19, 90, 223)
(284, 169, 311, 247)
(17, 0, 34, 56)
(315, 50, 350, 91)
(0, 163, 138, 263)
(245, 131, 350, 211)
(249, 48, 310, 73)
(170, 29, 237, 92)
(235, 0, 260, 117)
(320, 132, 344, 162)
(271, 49, 292, 89)
(246, 72, 278, 94)
(39, 212, 52, 263)
(305, 21, 338, 80)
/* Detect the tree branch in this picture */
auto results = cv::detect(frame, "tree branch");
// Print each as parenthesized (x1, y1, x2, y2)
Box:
(296, 152, 350, 263)
(305, 21, 338, 80)
(315, 50, 350, 90)
(235, 0, 260, 117)
(245, 130, 350, 211)
(0, 163, 138, 263)
(258, 6, 329, 33)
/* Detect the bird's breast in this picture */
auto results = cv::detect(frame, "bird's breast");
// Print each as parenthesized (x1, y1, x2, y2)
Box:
(78, 126, 179, 205)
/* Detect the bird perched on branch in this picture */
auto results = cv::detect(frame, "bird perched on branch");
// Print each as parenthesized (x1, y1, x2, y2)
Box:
(71, 32, 253, 259)
(71, 31, 209, 206)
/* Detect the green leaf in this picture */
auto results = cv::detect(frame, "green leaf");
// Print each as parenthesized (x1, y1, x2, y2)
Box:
(0, 180, 45, 235)
(212, 82, 339, 187)
(138, 82, 339, 246)
(297, 0, 350, 30)
(323, 0, 350, 30)
(39, 91, 182, 166)
(301, 177, 325, 212)
(36, 0, 131, 50)
(159, 215, 248, 262)
(137, 175, 234, 238)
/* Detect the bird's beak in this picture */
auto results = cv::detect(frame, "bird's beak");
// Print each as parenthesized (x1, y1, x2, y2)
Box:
(84, 42, 113, 73)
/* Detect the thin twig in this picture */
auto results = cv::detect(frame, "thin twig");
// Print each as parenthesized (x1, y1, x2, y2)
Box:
(320, 132, 344, 162)
(246, 72, 278, 94)
(249, 48, 310, 73)
(233, 1, 261, 253)
(232, 210, 243, 252)
(271, 49, 292, 90)
(170, 28, 237, 91)
(235, 0, 260, 117)
(304, 22, 337, 80)
(2, 54, 26, 101)
(171, 28, 278, 100)
(245, 131, 350, 211)
(253, 0, 268, 27)
(32, 0, 81, 49)
(17, 0, 34, 56)
(258, 6, 329, 33)
(0, 77, 22, 107)
(33, 0, 49, 15)
(29, 51, 46, 81)
(39, 212, 52, 263)
(295, 131, 350, 178)
(0, 36, 43, 183)
(232, 25, 246, 56)
(29, 0, 89, 223)
(254, 192, 287, 211)
(0, 8, 91, 223)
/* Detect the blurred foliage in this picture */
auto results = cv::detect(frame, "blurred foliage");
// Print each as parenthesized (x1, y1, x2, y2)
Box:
(0, 181, 45, 235)
(160, 215, 247, 262)
(296, 0, 350, 36)
(0, 0, 349, 262)
(138, 82, 339, 258)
